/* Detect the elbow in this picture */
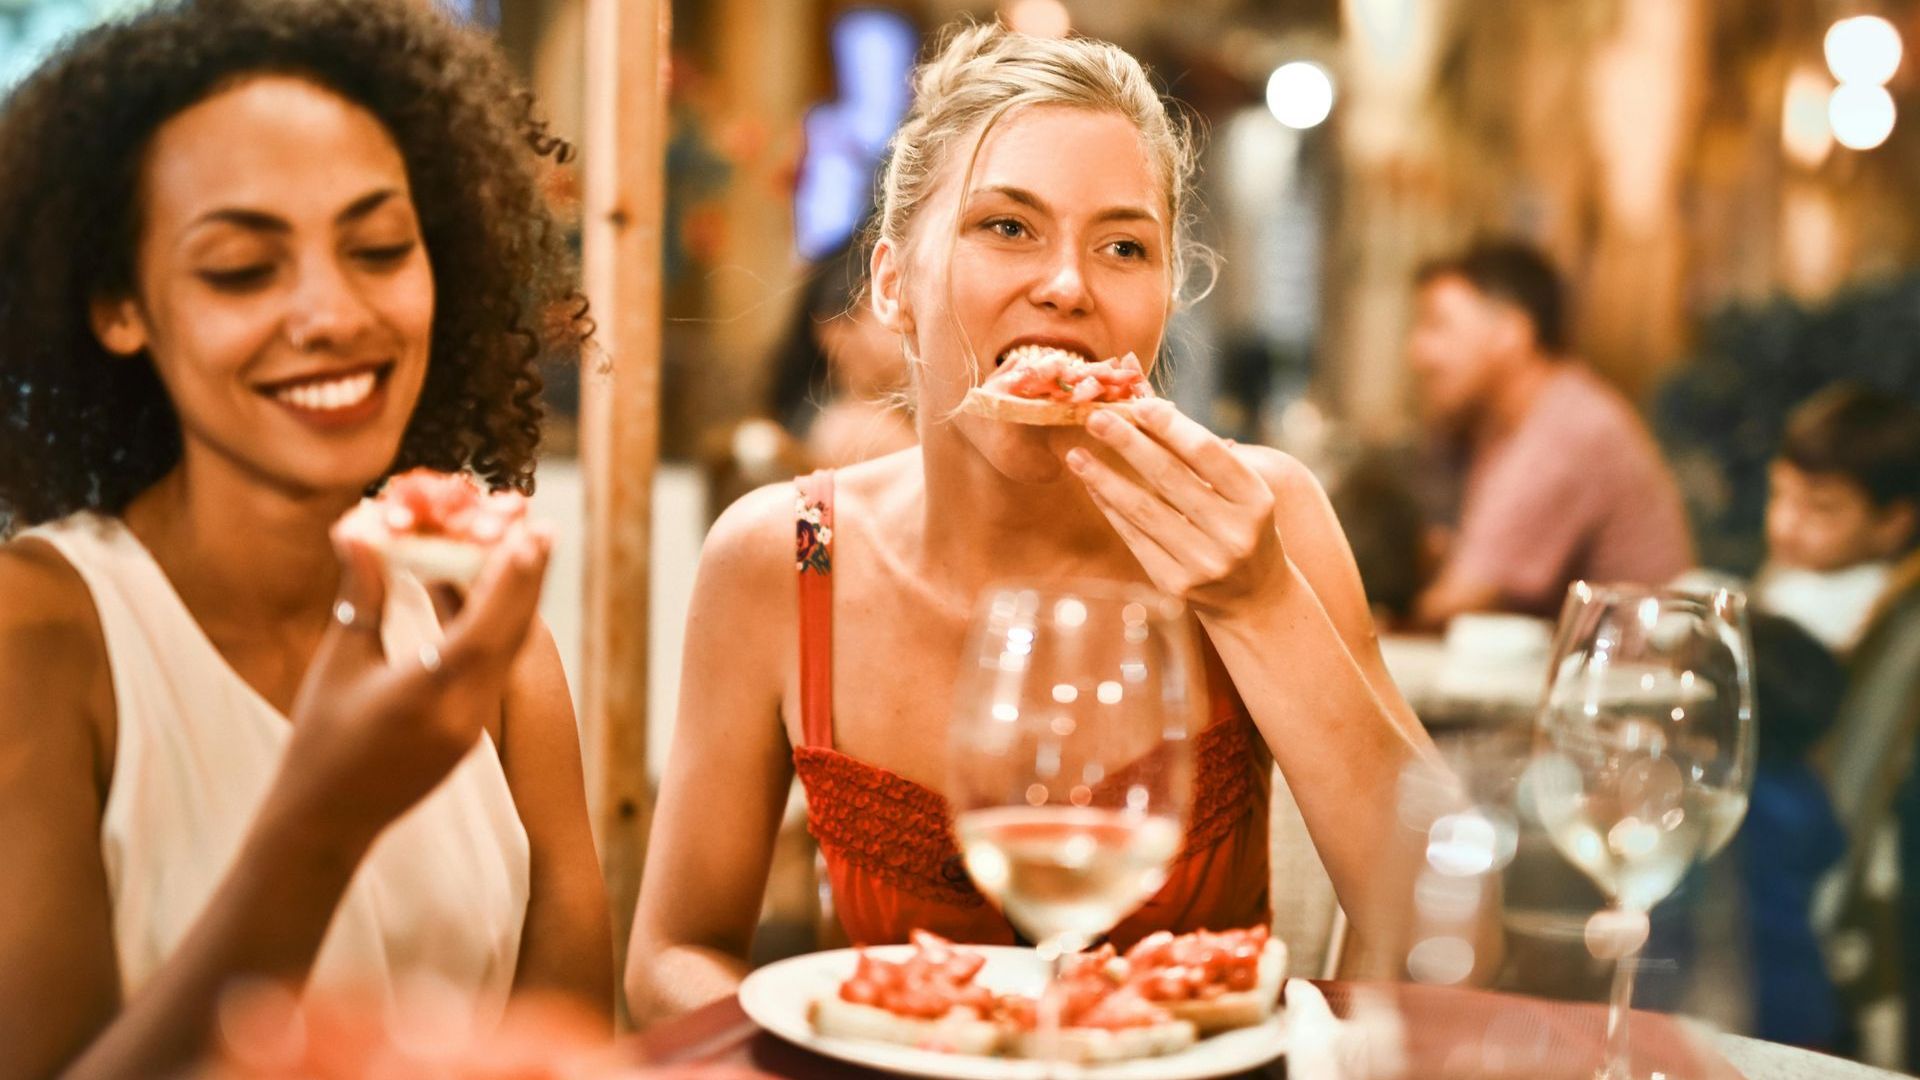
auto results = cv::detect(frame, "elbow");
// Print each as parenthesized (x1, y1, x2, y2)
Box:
(622, 932, 664, 1026)
(621, 923, 751, 1026)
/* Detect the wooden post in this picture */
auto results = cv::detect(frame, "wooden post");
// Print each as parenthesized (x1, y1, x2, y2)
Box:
(580, 0, 668, 1009)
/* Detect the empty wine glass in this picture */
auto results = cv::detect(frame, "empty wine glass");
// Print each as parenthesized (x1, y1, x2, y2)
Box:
(1529, 583, 1754, 1080)
(948, 581, 1200, 1070)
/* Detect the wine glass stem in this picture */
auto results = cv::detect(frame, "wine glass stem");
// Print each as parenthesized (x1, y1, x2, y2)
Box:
(1600, 935, 1641, 1080)
(1038, 943, 1071, 1080)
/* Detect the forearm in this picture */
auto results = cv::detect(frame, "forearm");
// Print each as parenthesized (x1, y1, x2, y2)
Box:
(63, 801, 368, 1079)
(1200, 560, 1443, 953)
(514, 883, 615, 1024)
(624, 938, 751, 1026)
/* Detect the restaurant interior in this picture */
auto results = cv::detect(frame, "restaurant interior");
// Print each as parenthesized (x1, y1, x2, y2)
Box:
(7, 0, 1920, 1076)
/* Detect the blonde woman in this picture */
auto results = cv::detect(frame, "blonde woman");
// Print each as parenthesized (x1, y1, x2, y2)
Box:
(628, 23, 1436, 1020)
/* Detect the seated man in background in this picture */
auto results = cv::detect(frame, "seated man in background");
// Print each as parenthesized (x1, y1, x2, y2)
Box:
(1759, 383, 1920, 655)
(1406, 240, 1693, 629)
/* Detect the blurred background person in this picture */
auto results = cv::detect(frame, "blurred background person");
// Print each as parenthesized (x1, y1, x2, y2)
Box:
(1758, 383, 1920, 655)
(1738, 613, 1850, 1052)
(765, 238, 917, 470)
(1405, 240, 1694, 630)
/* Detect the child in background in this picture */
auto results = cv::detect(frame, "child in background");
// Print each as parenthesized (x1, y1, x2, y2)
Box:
(1759, 384, 1920, 655)
(1737, 613, 1849, 1050)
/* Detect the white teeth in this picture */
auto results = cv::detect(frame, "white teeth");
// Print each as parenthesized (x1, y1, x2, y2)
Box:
(998, 344, 1089, 367)
(272, 371, 378, 413)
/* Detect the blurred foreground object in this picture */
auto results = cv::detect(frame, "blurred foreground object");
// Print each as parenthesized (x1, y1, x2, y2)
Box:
(203, 977, 757, 1079)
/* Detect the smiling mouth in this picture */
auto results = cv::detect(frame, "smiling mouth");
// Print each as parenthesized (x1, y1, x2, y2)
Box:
(260, 363, 393, 413)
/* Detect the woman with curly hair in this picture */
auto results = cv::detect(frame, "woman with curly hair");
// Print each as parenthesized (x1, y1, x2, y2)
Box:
(0, 1, 610, 1074)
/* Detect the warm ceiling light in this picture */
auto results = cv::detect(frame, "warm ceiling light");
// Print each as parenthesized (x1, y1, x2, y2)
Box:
(1830, 82, 1897, 150)
(1826, 15, 1903, 87)
(1266, 61, 1335, 130)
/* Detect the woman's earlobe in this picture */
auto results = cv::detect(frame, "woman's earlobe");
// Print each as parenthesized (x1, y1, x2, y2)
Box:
(89, 296, 149, 357)
(868, 241, 915, 336)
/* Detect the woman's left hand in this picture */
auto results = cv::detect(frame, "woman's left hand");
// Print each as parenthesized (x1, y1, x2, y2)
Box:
(1065, 398, 1285, 616)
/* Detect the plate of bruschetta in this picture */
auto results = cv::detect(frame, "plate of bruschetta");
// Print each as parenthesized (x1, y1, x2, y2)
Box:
(738, 927, 1286, 1079)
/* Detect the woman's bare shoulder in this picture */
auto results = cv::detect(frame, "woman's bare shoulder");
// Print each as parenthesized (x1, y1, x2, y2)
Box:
(1232, 443, 1320, 497)
(0, 536, 111, 769)
(1230, 445, 1354, 564)
(0, 536, 106, 677)
(699, 481, 803, 590)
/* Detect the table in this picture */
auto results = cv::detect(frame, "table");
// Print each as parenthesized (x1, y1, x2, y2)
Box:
(623, 981, 1901, 1079)
(1717, 1035, 1910, 1080)
(1378, 634, 1546, 731)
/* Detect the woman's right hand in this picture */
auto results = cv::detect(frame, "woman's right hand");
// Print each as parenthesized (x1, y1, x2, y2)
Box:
(268, 521, 553, 851)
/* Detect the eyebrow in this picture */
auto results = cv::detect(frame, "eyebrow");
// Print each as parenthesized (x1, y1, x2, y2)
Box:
(186, 188, 403, 234)
(971, 184, 1161, 226)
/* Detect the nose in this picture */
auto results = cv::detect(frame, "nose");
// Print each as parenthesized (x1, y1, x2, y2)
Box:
(284, 255, 375, 352)
(1028, 243, 1092, 316)
(1766, 499, 1799, 551)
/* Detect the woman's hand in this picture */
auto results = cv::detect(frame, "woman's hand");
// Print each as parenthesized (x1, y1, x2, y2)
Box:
(1065, 399, 1284, 617)
(269, 521, 553, 851)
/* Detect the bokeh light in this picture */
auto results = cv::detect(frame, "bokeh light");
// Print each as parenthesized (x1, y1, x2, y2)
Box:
(1266, 61, 1335, 130)
(1830, 82, 1897, 150)
(1825, 15, 1903, 87)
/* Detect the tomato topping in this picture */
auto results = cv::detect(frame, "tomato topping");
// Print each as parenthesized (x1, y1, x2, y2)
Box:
(368, 468, 527, 543)
(1123, 926, 1270, 1002)
(839, 934, 997, 1022)
(982, 348, 1152, 404)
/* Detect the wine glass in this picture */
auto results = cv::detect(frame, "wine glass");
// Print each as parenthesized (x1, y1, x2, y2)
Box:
(1528, 583, 1754, 1080)
(948, 581, 1200, 1068)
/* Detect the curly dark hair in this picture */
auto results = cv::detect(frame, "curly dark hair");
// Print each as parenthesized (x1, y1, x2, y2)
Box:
(0, 0, 586, 526)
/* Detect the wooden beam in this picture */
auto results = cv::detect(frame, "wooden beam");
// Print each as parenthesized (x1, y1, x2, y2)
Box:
(580, 0, 668, 1014)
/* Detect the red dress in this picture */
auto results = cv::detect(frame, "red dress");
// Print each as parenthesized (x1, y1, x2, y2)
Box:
(790, 471, 1273, 948)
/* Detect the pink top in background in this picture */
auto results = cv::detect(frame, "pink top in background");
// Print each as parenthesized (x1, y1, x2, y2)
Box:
(1448, 365, 1694, 616)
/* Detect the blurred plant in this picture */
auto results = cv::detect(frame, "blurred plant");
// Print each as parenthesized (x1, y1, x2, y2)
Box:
(1656, 274, 1920, 575)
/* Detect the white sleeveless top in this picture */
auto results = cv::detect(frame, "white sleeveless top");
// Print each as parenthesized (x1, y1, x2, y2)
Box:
(26, 513, 530, 1022)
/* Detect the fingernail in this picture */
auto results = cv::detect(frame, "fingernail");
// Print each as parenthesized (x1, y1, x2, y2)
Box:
(1065, 448, 1089, 471)
(1087, 411, 1117, 434)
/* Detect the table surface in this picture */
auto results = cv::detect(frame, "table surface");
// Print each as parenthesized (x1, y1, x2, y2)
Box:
(623, 980, 1905, 1079)
(1717, 1034, 1912, 1080)
(1377, 634, 1547, 730)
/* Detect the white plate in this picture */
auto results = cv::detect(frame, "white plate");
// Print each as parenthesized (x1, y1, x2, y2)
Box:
(739, 945, 1286, 1080)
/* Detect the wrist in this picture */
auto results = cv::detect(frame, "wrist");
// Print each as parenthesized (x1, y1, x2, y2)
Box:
(248, 785, 380, 882)
(1196, 560, 1301, 634)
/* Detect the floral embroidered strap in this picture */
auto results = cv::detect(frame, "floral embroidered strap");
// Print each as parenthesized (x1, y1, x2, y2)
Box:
(795, 471, 836, 750)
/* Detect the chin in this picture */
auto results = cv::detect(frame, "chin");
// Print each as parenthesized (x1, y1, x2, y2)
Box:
(959, 415, 1077, 486)
(277, 443, 407, 499)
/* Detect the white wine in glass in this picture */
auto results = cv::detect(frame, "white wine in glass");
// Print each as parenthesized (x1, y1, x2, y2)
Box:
(1531, 583, 1754, 1080)
(949, 582, 1199, 1069)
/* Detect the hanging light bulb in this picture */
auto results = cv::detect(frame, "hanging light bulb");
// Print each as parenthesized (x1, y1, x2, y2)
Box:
(1266, 61, 1335, 130)
(1825, 15, 1903, 87)
(1830, 82, 1897, 150)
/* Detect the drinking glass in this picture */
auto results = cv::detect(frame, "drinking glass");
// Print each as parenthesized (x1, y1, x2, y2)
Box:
(1529, 583, 1754, 1080)
(948, 581, 1200, 1069)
